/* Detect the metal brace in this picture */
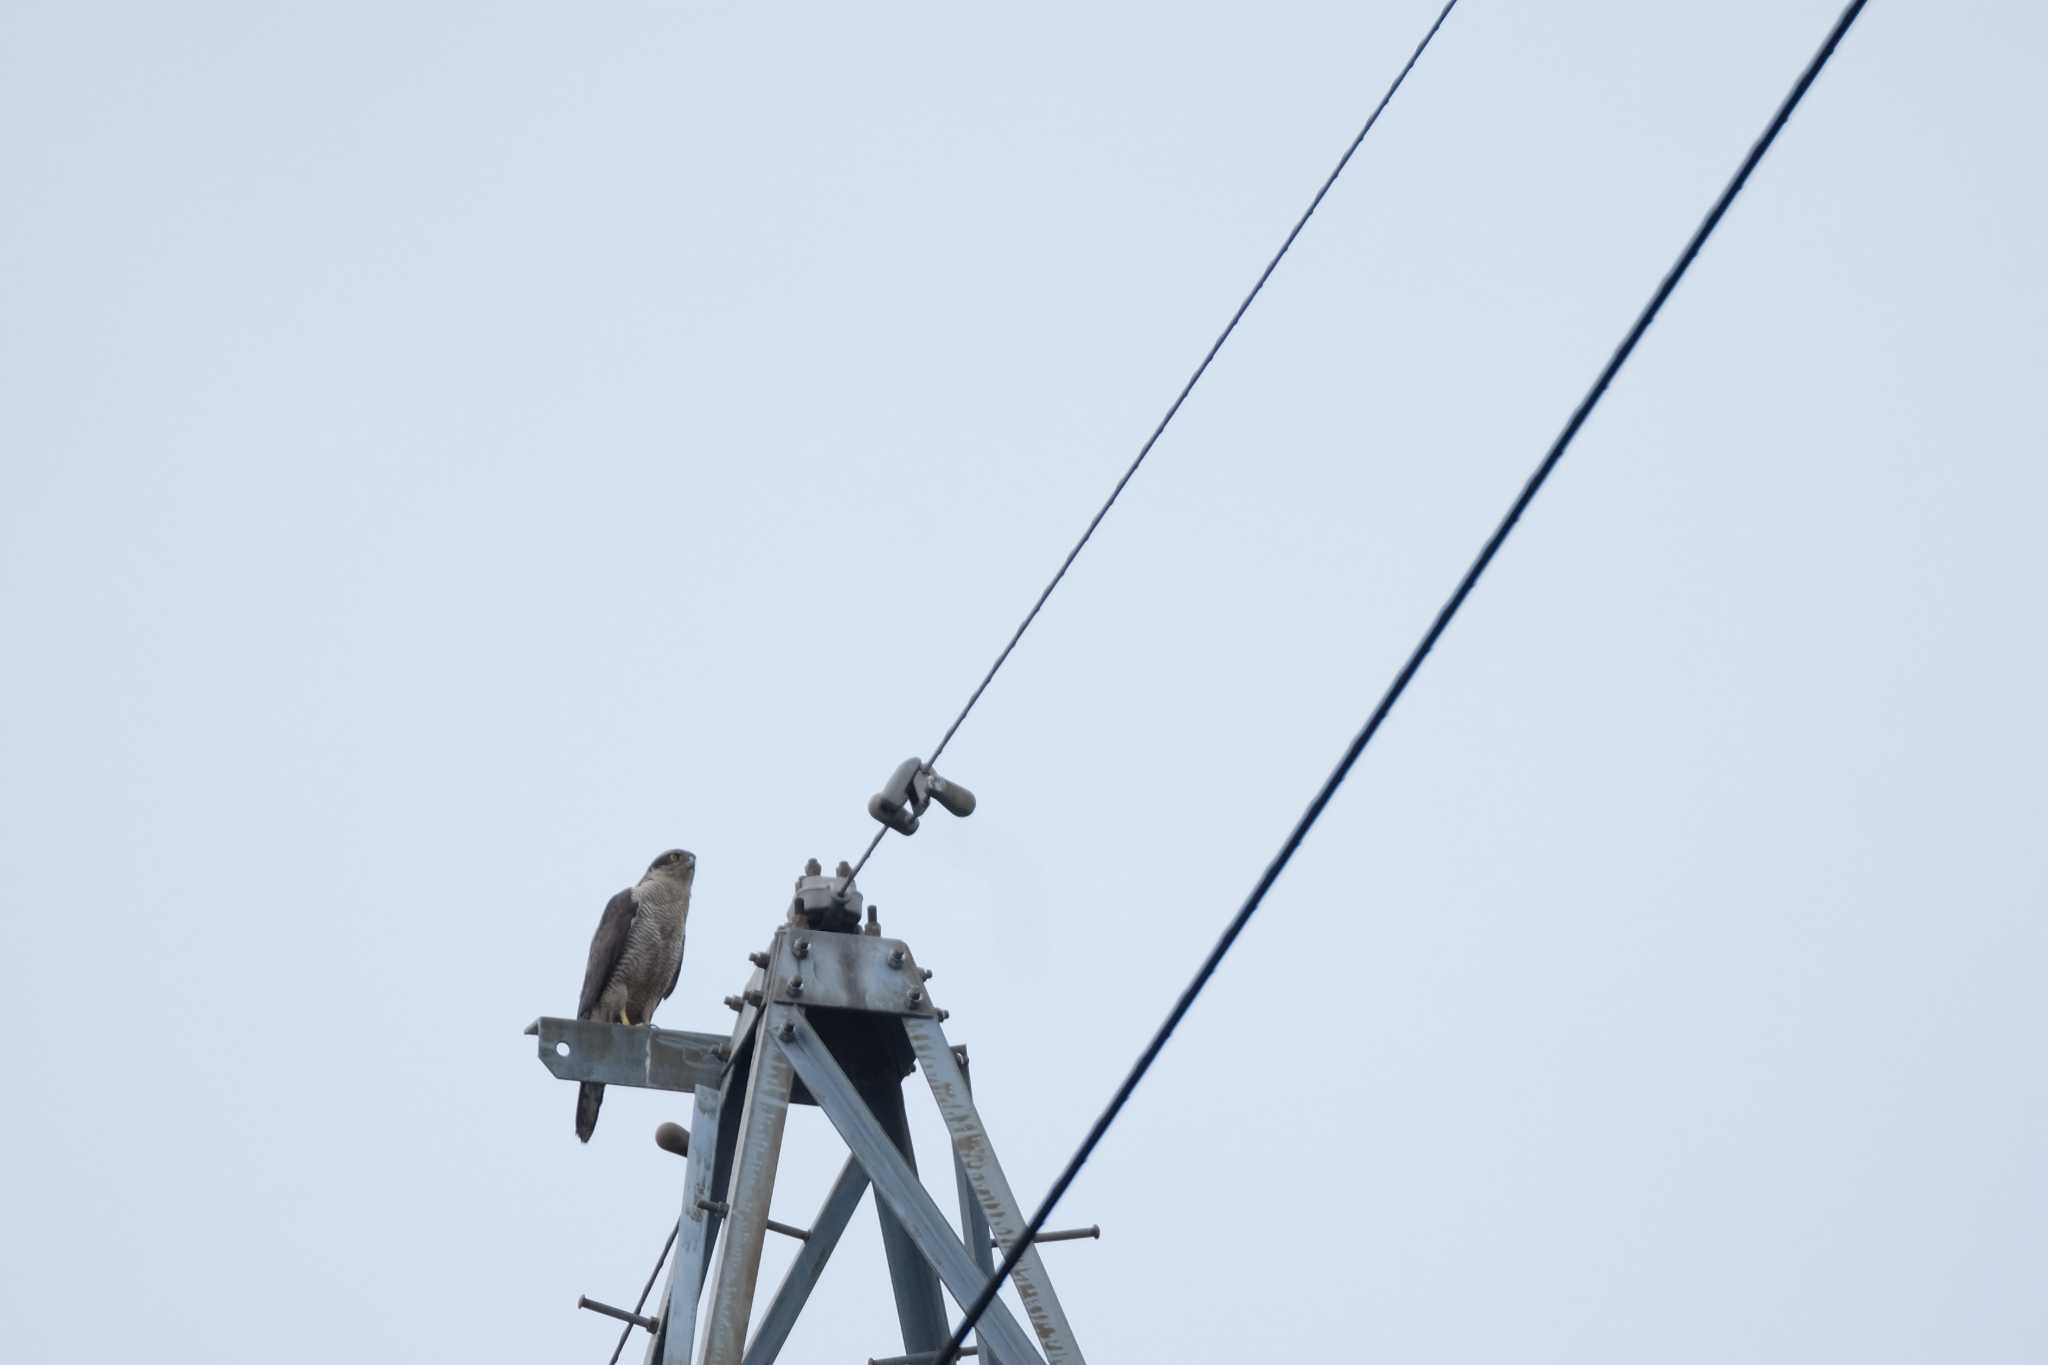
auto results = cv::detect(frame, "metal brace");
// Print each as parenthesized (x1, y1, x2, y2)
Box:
(535, 905, 1091, 1365)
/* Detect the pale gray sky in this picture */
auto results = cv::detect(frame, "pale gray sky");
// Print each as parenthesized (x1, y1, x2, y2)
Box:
(3, 2, 2045, 1362)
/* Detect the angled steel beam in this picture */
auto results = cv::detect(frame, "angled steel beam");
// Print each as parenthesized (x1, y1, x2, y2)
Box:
(693, 1053, 749, 1290)
(859, 1069, 949, 1354)
(769, 1007, 1045, 1365)
(904, 1017, 1084, 1365)
(948, 1048, 1003, 1365)
(700, 1024, 795, 1365)
(741, 1157, 869, 1365)
(723, 967, 766, 1068)
(644, 1085, 724, 1365)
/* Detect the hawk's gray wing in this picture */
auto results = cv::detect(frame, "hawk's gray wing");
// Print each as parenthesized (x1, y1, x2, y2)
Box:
(663, 936, 686, 1001)
(577, 887, 639, 1019)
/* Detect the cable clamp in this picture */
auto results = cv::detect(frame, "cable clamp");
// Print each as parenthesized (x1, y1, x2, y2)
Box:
(867, 757, 977, 836)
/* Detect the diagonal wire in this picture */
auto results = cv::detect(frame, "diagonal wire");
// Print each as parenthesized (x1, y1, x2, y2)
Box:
(932, 1, 1873, 1360)
(923, 0, 1462, 773)
(839, 0, 1465, 901)
(604, 1222, 678, 1365)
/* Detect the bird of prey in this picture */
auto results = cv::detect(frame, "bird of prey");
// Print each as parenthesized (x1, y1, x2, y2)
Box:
(575, 848, 695, 1142)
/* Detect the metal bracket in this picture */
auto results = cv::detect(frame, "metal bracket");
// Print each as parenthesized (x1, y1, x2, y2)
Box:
(526, 1018, 728, 1093)
(766, 927, 938, 1018)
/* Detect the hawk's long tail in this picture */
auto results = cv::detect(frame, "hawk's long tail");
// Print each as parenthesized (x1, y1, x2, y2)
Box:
(576, 1081, 604, 1142)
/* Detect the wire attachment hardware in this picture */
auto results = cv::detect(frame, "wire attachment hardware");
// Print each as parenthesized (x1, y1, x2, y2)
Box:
(867, 757, 977, 836)
(575, 1295, 658, 1333)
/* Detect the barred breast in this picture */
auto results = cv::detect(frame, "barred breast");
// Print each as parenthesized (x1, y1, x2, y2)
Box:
(605, 885, 688, 1023)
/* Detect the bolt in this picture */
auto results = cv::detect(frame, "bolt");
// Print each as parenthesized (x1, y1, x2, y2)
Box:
(713, 1042, 731, 1061)
(697, 1197, 730, 1217)
(749, 951, 770, 968)
(793, 939, 809, 960)
(744, 989, 764, 1007)
(805, 858, 821, 876)
(907, 987, 924, 1006)
(723, 995, 743, 1012)
(778, 1021, 796, 1042)
(888, 949, 906, 969)
(836, 860, 852, 879)
(936, 1008, 951, 1022)
(920, 967, 934, 981)
(786, 977, 804, 997)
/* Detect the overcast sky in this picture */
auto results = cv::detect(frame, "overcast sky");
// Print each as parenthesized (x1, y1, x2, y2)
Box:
(4, 2, 2045, 1361)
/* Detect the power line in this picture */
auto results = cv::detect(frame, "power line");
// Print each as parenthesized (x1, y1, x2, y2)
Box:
(932, 1, 1873, 1359)
(838, 825, 885, 897)
(839, 0, 1465, 899)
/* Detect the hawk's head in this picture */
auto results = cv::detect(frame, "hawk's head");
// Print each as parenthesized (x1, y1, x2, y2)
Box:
(644, 848, 697, 886)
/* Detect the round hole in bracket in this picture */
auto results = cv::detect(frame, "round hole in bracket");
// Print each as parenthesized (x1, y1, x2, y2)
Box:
(554, 1041, 570, 1057)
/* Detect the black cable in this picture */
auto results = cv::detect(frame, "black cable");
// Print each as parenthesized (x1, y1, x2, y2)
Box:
(605, 1222, 678, 1365)
(838, 825, 886, 899)
(933, 2, 1872, 1359)
(839, 0, 1464, 902)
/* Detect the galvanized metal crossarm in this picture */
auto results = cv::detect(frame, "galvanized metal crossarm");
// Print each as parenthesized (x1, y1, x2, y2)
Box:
(526, 1017, 729, 1094)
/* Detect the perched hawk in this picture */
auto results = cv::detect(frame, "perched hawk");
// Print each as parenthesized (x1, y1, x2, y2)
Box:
(575, 849, 695, 1142)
